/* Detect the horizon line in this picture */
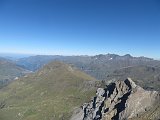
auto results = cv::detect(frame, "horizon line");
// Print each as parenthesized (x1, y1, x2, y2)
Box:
(0, 52, 159, 60)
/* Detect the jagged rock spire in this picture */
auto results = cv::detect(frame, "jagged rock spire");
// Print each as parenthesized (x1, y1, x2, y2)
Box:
(71, 78, 160, 120)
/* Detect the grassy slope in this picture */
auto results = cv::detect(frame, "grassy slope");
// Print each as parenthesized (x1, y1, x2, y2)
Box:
(0, 61, 96, 120)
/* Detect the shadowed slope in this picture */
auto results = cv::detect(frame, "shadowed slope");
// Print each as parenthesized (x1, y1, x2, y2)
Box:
(0, 57, 28, 88)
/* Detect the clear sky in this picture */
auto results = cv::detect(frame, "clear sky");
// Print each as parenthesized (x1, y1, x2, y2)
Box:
(0, 0, 160, 58)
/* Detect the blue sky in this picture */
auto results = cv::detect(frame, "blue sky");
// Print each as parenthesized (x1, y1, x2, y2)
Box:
(0, 0, 160, 58)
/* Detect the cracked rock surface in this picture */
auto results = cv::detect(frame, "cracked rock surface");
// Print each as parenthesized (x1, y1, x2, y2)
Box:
(70, 78, 160, 120)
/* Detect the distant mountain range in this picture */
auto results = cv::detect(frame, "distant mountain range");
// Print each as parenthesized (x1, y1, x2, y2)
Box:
(1, 53, 160, 91)
(15, 54, 158, 73)
(14, 53, 160, 91)
(0, 57, 30, 88)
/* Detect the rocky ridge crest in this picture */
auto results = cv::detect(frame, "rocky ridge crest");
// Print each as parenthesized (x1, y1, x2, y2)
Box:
(71, 78, 160, 120)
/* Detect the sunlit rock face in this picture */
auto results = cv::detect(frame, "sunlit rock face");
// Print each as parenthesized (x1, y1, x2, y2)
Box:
(71, 78, 160, 120)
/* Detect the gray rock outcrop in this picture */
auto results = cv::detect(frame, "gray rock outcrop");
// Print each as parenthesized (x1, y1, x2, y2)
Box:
(70, 78, 160, 120)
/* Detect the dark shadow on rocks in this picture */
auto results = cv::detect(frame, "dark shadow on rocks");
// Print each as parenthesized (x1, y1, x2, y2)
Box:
(104, 83, 116, 98)
(112, 91, 131, 120)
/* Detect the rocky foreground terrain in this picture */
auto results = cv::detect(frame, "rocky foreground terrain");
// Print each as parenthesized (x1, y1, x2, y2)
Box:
(71, 78, 160, 120)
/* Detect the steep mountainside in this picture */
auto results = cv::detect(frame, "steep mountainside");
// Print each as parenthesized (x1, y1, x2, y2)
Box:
(83, 54, 160, 80)
(0, 61, 97, 120)
(106, 65, 160, 91)
(0, 57, 28, 88)
(71, 78, 160, 120)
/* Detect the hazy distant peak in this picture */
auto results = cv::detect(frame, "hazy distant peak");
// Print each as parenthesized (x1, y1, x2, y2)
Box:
(123, 54, 133, 58)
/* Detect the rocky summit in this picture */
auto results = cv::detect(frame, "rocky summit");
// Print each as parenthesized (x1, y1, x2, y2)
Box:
(71, 78, 160, 120)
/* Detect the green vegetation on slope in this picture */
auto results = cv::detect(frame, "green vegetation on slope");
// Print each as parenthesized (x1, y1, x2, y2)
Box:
(0, 61, 97, 120)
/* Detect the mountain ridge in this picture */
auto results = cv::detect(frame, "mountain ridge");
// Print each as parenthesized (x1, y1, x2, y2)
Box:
(14, 53, 160, 91)
(0, 61, 97, 120)
(0, 57, 29, 88)
(71, 78, 160, 120)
